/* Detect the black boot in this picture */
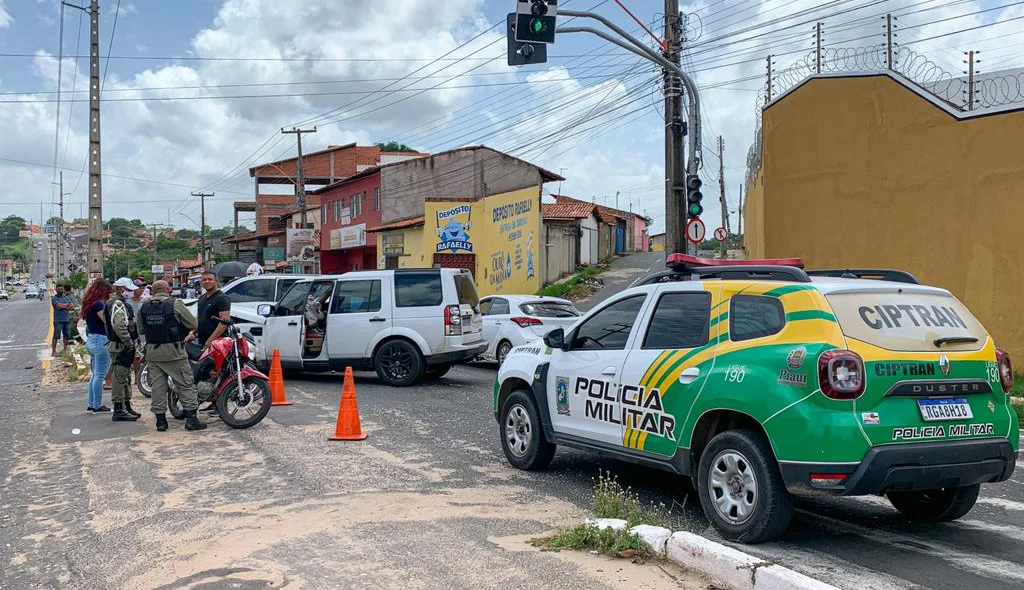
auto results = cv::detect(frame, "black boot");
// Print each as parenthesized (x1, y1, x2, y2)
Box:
(124, 400, 141, 418)
(155, 413, 168, 432)
(184, 410, 208, 431)
(112, 403, 139, 422)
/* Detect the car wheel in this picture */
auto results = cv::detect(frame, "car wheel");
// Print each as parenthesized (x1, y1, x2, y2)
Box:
(499, 390, 555, 471)
(423, 363, 452, 380)
(697, 429, 793, 543)
(373, 339, 424, 387)
(496, 340, 513, 365)
(887, 484, 980, 522)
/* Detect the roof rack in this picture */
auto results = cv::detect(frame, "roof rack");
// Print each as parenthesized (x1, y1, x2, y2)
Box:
(662, 254, 811, 283)
(804, 269, 919, 285)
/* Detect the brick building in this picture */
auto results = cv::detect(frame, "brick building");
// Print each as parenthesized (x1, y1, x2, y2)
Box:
(316, 169, 386, 273)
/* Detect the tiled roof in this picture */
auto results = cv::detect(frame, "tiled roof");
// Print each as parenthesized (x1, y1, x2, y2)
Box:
(365, 216, 426, 233)
(542, 201, 595, 220)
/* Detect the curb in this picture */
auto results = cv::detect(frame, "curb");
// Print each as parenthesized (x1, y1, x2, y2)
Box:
(631, 527, 839, 590)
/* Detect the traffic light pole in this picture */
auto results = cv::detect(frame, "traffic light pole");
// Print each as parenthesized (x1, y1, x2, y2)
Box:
(557, 9, 702, 254)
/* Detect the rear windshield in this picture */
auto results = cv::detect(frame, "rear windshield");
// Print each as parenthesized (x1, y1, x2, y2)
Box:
(520, 301, 579, 318)
(395, 272, 443, 308)
(826, 291, 986, 352)
(453, 273, 480, 307)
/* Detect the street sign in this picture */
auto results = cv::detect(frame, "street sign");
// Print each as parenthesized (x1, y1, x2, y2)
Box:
(67, 264, 76, 272)
(686, 218, 706, 244)
(151, 264, 164, 274)
(514, 0, 557, 44)
(714, 227, 728, 241)
(506, 13, 547, 65)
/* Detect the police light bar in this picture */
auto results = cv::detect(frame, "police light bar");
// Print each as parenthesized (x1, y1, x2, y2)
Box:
(666, 253, 805, 270)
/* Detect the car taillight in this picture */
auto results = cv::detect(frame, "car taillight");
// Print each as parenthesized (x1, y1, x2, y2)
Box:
(996, 348, 1013, 394)
(818, 350, 865, 400)
(510, 316, 543, 328)
(445, 304, 462, 336)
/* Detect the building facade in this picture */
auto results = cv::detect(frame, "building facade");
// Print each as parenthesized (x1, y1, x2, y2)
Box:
(317, 171, 382, 273)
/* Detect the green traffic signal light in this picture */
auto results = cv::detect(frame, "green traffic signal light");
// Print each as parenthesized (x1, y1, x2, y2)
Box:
(531, 18, 547, 33)
(688, 203, 703, 217)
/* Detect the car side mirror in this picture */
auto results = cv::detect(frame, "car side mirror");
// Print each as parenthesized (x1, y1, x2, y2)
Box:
(256, 304, 273, 317)
(543, 327, 566, 350)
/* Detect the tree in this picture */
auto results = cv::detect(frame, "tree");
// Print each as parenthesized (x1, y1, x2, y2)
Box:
(106, 218, 141, 242)
(0, 215, 26, 244)
(176, 228, 200, 239)
(47, 216, 64, 226)
(375, 141, 415, 152)
(207, 226, 235, 239)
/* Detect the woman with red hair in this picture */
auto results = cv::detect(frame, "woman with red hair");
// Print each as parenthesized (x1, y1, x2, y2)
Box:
(81, 279, 114, 413)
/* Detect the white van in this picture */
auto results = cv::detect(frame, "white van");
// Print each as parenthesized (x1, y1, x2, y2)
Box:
(259, 268, 486, 386)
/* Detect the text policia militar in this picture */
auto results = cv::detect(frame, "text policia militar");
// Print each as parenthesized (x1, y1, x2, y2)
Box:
(576, 377, 676, 441)
(858, 303, 968, 330)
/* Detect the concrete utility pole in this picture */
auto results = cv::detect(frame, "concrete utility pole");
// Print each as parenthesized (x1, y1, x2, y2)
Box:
(717, 136, 729, 240)
(281, 127, 317, 228)
(50, 170, 72, 279)
(660, 0, 686, 255)
(73, 0, 104, 281)
(191, 191, 213, 263)
(737, 183, 744, 237)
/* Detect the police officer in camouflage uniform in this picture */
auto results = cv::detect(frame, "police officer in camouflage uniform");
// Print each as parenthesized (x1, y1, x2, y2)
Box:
(105, 277, 142, 422)
(137, 280, 207, 432)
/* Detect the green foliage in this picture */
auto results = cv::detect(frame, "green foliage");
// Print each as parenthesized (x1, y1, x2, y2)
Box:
(0, 215, 27, 244)
(0, 236, 31, 270)
(533, 523, 650, 559)
(106, 218, 145, 241)
(593, 471, 673, 529)
(47, 216, 64, 226)
(375, 141, 415, 152)
(212, 251, 235, 264)
(539, 264, 603, 299)
(176, 228, 200, 239)
(207, 226, 235, 239)
(68, 272, 88, 289)
(155, 235, 198, 259)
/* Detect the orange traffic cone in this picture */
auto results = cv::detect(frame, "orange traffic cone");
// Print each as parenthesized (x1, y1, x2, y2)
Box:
(328, 367, 367, 441)
(269, 348, 293, 406)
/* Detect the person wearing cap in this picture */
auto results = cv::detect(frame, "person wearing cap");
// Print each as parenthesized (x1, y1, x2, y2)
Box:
(105, 277, 142, 422)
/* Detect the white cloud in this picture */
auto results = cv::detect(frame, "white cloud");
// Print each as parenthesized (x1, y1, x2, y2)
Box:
(114, 2, 137, 17)
(0, 1, 13, 28)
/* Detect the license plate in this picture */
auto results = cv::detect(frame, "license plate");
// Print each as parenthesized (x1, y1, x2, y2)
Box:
(918, 398, 974, 422)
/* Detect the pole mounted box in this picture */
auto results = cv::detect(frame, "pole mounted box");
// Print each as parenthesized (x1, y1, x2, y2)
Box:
(507, 13, 548, 65)
(515, 0, 557, 44)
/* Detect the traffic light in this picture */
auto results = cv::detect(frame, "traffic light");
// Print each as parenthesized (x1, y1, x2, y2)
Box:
(515, 0, 557, 44)
(507, 13, 547, 66)
(686, 174, 703, 218)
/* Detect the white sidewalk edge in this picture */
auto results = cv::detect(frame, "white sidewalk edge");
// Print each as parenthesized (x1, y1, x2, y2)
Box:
(629, 527, 840, 590)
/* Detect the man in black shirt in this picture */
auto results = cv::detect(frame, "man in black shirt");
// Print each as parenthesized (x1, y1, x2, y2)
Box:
(195, 271, 231, 349)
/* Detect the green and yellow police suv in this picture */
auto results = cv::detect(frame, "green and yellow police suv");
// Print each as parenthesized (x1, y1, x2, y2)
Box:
(493, 255, 1019, 543)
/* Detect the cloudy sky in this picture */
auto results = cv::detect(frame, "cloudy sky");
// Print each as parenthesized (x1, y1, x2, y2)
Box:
(0, 0, 1022, 236)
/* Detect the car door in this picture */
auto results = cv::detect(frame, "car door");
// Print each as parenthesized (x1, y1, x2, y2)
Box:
(326, 277, 390, 362)
(618, 285, 719, 457)
(481, 297, 510, 354)
(547, 293, 649, 446)
(262, 281, 311, 367)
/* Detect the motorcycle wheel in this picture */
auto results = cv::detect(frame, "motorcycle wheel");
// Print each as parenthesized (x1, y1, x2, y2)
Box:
(137, 362, 153, 398)
(217, 377, 271, 429)
(167, 386, 186, 420)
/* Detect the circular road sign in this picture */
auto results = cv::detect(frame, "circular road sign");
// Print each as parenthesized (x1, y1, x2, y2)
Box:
(686, 218, 706, 244)
(714, 227, 728, 241)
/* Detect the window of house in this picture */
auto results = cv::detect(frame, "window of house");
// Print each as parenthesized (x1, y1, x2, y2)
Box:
(730, 295, 785, 341)
(374, 187, 381, 211)
(352, 192, 362, 217)
(643, 292, 711, 349)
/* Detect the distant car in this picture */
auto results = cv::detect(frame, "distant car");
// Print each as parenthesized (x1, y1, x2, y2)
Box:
(0, 290, 9, 300)
(479, 295, 581, 364)
(24, 286, 42, 300)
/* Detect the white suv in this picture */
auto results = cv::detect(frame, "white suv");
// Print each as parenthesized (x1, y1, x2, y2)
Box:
(260, 268, 486, 386)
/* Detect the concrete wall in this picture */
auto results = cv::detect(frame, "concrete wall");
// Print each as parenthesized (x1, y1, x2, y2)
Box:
(580, 214, 599, 264)
(748, 73, 1024, 359)
(380, 147, 546, 224)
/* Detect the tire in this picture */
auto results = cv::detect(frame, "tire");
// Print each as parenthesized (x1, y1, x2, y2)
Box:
(217, 377, 272, 429)
(697, 429, 793, 543)
(424, 363, 452, 380)
(167, 386, 185, 420)
(137, 362, 153, 398)
(887, 484, 980, 522)
(499, 390, 555, 471)
(495, 340, 513, 365)
(373, 339, 425, 387)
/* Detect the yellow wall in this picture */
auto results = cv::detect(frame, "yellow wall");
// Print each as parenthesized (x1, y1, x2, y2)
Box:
(376, 227, 426, 269)
(743, 166, 766, 259)
(752, 74, 1024, 359)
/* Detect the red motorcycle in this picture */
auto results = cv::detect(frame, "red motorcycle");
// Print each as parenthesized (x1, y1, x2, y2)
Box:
(140, 318, 272, 429)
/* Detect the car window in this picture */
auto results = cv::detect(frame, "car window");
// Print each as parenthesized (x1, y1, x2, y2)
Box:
(520, 301, 579, 318)
(226, 278, 275, 303)
(331, 280, 381, 314)
(730, 294, 785, 341)
(394, 271, 443, 307)
(643, 292, 711, 349)
(479, 298, 493, 315)
(276, 278, 301, 301)
(487, 298, 509, 315)
(570, 295, 646, 351)
(275, 282, 312, 316)
(453, 273, 480, 307)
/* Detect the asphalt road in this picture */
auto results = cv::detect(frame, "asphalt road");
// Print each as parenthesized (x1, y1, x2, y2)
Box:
(576, 251, 664, 311)
(0, 234, 51, 387)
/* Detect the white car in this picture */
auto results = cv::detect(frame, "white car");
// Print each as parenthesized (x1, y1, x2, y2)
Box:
(24, 286, 43, 300)
(0, 290, 8, 300)
(479, 295, 581, 364)
(259, 268, 487, 386)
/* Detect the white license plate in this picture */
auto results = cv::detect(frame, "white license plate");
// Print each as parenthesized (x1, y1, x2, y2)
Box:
(918, 398, 974, 422)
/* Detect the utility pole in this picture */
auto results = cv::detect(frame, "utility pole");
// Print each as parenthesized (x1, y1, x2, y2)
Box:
(964, 50, 977, 111)
(766, 55, 774, 101)
(815, 22, 823, 74)
(192, 191, 213, 263)
(281, 127, 317, 229)
(737, 183, 744, 237)
(663, 0, 685, 255)
(51, 170, 72, 279)
(717, 136, 728, 259)
(885, 14, 894, 71)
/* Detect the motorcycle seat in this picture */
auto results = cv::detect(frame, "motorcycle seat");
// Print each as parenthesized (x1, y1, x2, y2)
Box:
(185, 340, 204, 361)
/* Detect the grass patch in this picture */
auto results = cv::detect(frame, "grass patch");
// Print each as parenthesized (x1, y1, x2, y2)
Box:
(1012, 396, 1023, 424)
(539, 263, 606, 299)
(531, 471, 680, 560)
(1010, 374, 1024, 398)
